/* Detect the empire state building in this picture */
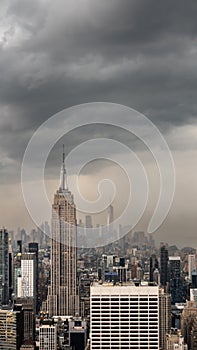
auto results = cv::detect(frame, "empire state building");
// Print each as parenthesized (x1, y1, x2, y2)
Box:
(47, 148, 77, 316)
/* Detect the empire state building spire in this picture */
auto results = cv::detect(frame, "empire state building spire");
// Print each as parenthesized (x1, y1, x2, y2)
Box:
(59, 144, 68, 191)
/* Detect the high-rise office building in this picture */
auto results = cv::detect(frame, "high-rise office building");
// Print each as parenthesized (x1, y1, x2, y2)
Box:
(150, 254, 159, 282)
(47, 148, 77, 316)
(90, 282, 159, 350)
(85, 215, 93, 228)
(169, 256, 182, 304)
(8, 238, 13, 301)
(68, 317, 87, 350)
(190, 289, 197, 304)
(28, 243, 39, 312)
(0, 307, 23, 349)
(20, 253, 36, 301)
(0, 228, 9, 305)
(181, 301, 197, 350)
(159, 288, 171, 350)
(191, 317, 197, 350)
(39, 324, 57, 350)
(15, 296, 35, 342)
(160, 244, 169, 287)
(107, 204, 114, 226)
(188, 254, 196, 281)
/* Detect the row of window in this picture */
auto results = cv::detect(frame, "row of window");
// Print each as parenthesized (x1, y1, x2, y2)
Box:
(92, 295, 158, 301)
(91, 330, 158, 333)
(91, 347, 158, 350)
(91, 326, 158, 329)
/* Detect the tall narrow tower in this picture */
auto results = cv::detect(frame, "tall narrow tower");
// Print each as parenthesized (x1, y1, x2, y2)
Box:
(160, 243, 169, 287)
(0, 228, 9, 305)
(48, 146, 77, 316)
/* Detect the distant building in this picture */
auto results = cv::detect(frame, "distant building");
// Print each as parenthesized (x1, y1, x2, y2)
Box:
(132, 231, 147, 247)
(20, 253, 36, 312)
(0, 228, 9, 305)
(190, 289, 197, 304)
(191, 271, 197, 288)
(90, 282, 159, 349)
(150, 254, 159, 282)
(191, 317, 197, 350)
(181, 301, 197, 350)
(188, 254, 196, 281)
(69, 317, 87, 350)
(166, 329, 187, 350)
(85, 215, 93, 228)
(8, 238, 13, 301)
(169, 256, 182, 304)
(0, 307, 23, 349)
(160, 244, 168, 287)
(159, 288, 171, 350)
(39, 324, 57, 350)
(28, 243, 39, 312)
(107, 204, 114, 234)
(15, 297, 35, 342)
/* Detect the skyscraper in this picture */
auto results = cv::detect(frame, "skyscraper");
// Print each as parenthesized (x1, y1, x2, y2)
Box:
(29, 242, 39, 312)
(47, 147, 77, 316)
(20, 253, 36, 299)
(90, 282, 160, 350)
(39, 324, 57, 350)
(188, 254, 196, 281)
(107, 204, 114, 226)
(8, 238, 13, 301)
(18, 252, 37, 315)
(0, 307, 23, 349)
(0, 228, 9, 305)
(160, 244, 169, 287)
(169, 256, 182, 304)
(159, 288, 171, 350)
(150, 254, 159, 282)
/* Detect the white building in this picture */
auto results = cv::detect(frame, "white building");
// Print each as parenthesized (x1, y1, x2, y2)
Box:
(90, 282, 159, 350)
(190, 288, 197, 304)
(20, 253, 36, 298)
(39, 324, 57, 350)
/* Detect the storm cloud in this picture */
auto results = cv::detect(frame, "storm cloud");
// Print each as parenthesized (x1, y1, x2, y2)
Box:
(0, 0, 197, 246)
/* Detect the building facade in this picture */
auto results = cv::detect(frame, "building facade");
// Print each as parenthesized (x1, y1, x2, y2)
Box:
(19, 253, 37, 315)
(160, 244, 168, 288)
(0, 308, 23, 349)
(47, 149, 77, 316)
(0, 228, 9, 305)
(188, 254, 196, 281)
(169, 257, 182, 304)
(90, 282, 159, 350)
(166, 329, 187, 350)
(39, 324, 57, 350)
(181, 301, 197, 350)
(159, 288, 171, 350)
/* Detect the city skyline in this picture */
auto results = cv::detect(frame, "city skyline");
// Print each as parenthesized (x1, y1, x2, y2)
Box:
(1, 2, 197, 349)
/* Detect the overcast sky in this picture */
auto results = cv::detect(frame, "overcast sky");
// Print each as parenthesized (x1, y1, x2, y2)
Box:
(0, 0, 197, 247)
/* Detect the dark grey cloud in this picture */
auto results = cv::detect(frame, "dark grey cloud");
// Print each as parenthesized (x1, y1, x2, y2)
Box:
(0, 0, 197, 161)
(0, 0, 197, 244)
